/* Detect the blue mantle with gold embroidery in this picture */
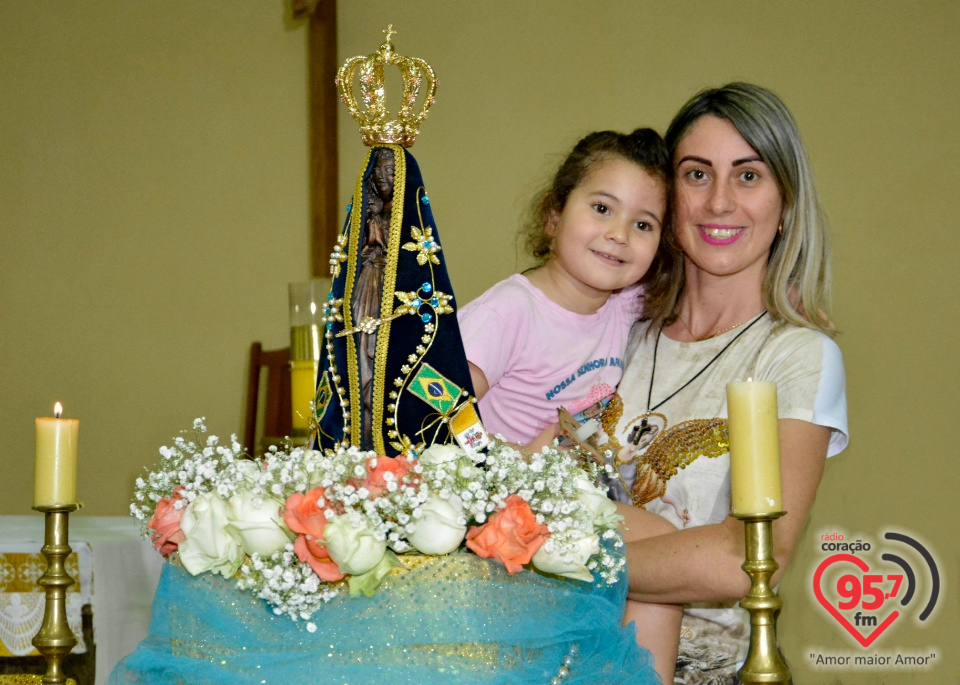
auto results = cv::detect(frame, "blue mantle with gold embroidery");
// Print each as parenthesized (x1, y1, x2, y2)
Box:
(315, 145, 479, 455)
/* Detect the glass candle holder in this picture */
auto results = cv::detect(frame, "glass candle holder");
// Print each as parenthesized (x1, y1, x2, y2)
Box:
(288, 279, 331, 437)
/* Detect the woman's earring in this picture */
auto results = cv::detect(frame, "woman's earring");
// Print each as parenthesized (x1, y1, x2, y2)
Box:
(778, 223, 783, 236)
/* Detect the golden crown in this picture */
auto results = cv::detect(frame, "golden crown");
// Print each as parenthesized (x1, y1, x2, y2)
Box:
(336, 26, 438, 148)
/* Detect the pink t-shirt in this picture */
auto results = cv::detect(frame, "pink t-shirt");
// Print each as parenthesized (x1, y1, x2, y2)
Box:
(457, 274, 642, 444)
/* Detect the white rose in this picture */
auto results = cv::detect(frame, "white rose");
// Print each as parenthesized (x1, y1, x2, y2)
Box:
(178, 492, 245, 578)
(408, 495, 467, 555)
(532, 534, 600, 582)
(323, 515, 386, 575)
(574, 477, 620, 529)
(225, 491, 290, 557)
(419, 444, 465, 465)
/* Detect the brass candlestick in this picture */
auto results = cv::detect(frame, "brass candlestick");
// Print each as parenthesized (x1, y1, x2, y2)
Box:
(30, 504, 79, 685)
(735, 512, 791, 684)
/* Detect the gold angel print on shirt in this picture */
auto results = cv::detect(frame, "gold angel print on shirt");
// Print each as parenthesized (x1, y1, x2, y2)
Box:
(603, 396, 729, 516)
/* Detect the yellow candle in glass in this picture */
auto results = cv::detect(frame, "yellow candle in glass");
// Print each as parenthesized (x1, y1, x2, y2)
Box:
(290, 360, 319, 433)
(34, 402, 79, 507)
(726, 380, 783, 515)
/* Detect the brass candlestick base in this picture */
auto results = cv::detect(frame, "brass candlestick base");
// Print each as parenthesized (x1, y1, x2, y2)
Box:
(30, 504, 79, 685)
(735, 512, 791, 684)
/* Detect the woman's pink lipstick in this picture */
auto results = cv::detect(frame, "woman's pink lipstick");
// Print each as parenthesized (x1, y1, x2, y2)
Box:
(698, 224, 745, 246)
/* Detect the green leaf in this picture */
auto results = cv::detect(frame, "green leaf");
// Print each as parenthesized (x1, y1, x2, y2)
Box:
(348, 550, 405, 597)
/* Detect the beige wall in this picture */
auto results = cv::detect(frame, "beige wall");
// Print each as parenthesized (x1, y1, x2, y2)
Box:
(3, 1, 957, 682)
(1, 2, 309, 511)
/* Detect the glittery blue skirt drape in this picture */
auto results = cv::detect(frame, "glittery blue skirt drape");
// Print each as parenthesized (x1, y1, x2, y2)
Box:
(110, 553, 659, 685)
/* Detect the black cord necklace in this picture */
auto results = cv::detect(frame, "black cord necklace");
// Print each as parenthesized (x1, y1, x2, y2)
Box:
(630, 310, 769, 445)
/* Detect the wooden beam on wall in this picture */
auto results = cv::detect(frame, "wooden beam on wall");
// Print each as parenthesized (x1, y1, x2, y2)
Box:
(306, 0, 338, 277)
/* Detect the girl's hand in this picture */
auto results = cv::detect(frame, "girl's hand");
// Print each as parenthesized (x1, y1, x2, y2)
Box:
(526, 422, 562, 453)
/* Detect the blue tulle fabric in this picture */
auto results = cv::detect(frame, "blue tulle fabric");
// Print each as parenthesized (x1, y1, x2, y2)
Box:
(110, 551, 659, 685)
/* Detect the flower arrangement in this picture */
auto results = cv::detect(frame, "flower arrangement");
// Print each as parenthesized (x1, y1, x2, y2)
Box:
(131, 419, 625, 622)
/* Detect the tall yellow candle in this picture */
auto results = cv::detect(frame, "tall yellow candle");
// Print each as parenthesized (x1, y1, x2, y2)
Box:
(290, 360, 319, 433)
(726, 380, 783, 515)
(34, 402, 79, 507)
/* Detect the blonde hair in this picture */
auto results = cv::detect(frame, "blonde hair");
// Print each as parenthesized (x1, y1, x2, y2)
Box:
(655, 82, 835, 336)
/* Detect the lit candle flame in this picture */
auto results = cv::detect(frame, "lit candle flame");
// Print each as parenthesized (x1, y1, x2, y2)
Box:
(54, 402, 63, 418)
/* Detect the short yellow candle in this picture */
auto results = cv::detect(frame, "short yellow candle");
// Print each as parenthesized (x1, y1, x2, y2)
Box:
(34, 402, 79, 507)
(290, 360, 319, 433)
(726, 380, 783, 515)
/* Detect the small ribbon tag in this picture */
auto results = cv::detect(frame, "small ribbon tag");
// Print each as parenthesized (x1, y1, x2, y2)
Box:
(451, 403, 489, 457)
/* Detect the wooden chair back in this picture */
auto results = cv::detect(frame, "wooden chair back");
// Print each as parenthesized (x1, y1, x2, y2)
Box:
(244, 343, 292, 456)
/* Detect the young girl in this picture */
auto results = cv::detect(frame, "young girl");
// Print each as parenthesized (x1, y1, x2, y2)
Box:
(458, 128, 682, 683)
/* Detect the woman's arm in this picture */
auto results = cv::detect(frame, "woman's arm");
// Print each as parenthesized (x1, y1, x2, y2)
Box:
(626, 418, 829, 604)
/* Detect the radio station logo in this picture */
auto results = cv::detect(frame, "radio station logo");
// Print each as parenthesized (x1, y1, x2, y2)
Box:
(811, 529, 940, 649)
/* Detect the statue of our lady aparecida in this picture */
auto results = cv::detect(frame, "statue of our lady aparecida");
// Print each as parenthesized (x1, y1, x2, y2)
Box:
(312, 25, 487, 459)
(110, 28, 658, 685)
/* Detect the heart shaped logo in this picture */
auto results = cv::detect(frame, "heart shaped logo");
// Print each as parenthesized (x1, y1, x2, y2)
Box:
(813, 554, 900, 647)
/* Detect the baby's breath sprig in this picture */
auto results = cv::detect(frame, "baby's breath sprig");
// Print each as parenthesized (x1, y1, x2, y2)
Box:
(130, 418, 246, 523)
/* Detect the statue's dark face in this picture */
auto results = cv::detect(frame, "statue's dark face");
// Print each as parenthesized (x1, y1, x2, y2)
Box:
(373, 151, 395, 202)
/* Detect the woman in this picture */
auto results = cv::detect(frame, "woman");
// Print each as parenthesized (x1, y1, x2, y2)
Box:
(608, 83, 849, 683)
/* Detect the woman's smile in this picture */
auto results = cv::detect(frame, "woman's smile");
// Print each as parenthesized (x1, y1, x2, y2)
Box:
(698, 224, 745, 245)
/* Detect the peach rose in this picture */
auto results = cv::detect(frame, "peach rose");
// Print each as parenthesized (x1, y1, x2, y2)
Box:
(147, 485, 187, 557)
(363, 455, 414, 497)
(466, 494, 549, 574)
(282, 488, 344, 582)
